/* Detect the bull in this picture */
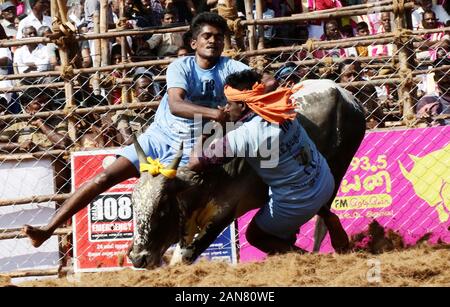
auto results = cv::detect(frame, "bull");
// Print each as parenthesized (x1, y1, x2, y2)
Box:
(128, 80, 367, 269)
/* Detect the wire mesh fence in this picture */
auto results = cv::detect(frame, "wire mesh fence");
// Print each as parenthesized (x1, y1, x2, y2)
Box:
(0, 0, 449, 279)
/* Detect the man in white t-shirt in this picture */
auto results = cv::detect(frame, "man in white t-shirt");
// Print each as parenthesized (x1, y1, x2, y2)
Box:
(0, 46, 13, 107)
(411, 0, 450, 30)
(16, 0, 52, 39)
(13, 26, 51, 73)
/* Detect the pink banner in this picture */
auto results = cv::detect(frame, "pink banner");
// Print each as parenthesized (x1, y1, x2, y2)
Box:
(238, 126, 450, 262)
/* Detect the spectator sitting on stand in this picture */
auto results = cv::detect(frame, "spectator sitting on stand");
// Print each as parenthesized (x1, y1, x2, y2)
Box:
(355, 21, 370, 57)
(13, 26, 51, 74)
(415, 57, 450, 126)
(337, 59, 385, 129)
(145, 9, 184, 57)
(411, 0, 450, 30)
(0, 1, 18, 38)
(313, 19, 357, 59)
(16, 0, 51, 39)
(1, 88, 70, 153)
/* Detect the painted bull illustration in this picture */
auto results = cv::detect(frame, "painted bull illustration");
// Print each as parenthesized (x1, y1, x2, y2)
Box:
(128, 80, 367, 269)
(399, 143, 450, 222)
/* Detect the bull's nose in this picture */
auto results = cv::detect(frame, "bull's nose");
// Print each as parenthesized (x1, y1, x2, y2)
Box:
(129, 254, 147, 269)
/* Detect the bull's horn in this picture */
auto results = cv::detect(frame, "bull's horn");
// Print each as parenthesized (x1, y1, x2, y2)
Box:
(408, 154, 419, 163)
(398, 161, 412, 181)
(132, 134, 147, 165)
(168, 142, 184, 171)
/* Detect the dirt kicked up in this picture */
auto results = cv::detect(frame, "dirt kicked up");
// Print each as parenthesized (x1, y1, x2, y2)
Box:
(2, 221, 450, 287)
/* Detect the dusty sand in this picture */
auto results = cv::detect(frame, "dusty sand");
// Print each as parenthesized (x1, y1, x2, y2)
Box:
(3, 243, 448, 287)
(2, 221, 449, 287)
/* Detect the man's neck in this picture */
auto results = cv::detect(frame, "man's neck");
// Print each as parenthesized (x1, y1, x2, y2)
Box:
(195, 54, 219, 70)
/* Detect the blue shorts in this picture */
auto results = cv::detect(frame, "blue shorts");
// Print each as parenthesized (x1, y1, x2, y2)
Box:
(253, 164, 335, 241)
(117, 124, 190, 172)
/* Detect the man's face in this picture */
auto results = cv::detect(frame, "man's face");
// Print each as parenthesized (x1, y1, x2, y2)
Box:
(262, 72, 279, 92)
(381, 13, 391, 32)
(339, 64, 359, 83)
(162, 13, 176, 25)
(1, 7, 16, 23)
(26, 96, 47, 114)
(191, 24, 225, 60)
(134, 76, 154, 102)
(325, 21, 340, 40)
(24, 27, 37, 38)
(225, 100, 246, 122)
(357, 27, 369, 36)
(177, 48, 188, 57)
(422, 12, 437, 29)
(34, 0, 50, 13)
(112, 54, 122, 64)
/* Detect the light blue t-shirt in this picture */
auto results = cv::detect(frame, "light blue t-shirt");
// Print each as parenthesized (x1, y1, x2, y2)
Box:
(225, 114, 332, 204)
(152, 56, 249, 150)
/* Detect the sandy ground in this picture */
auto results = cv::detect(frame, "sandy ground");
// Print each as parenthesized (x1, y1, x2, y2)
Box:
(2, 243, 448, 287)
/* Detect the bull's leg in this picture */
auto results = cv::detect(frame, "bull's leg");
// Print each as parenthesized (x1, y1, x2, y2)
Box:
(313, 217, 328, 252)
(316, 206, 349, 253)
(169, 243, 184, 266)
(181, 209, 236, 264)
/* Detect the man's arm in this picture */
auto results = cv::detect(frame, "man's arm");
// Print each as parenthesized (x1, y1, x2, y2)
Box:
(32, 119, 71, 149)
(168, 87, 228, 122)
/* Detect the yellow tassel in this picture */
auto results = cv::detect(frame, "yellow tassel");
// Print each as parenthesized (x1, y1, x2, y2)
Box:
(140, 157, 177, 178)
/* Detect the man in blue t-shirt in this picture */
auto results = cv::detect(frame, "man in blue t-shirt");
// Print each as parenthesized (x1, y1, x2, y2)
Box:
(188, 70, 338, 254)
(22, 12, 249, 248)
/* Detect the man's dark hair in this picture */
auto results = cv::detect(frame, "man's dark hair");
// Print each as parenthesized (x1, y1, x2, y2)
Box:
(19, 88, 53, 108)
(162, 8, 178, 19)
(225, 70, 262, 91)
(356, 21, 369, 32)
(422, 9, 436, 19)
(190, 12, 229, 39)
(338, 59, 362, 75)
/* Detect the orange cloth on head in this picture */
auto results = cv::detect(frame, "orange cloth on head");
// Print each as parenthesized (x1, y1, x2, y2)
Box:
(224, 82, 297, 124)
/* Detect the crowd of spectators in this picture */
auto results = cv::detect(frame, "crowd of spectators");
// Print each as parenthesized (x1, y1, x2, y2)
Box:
(0, 0, 449, 156)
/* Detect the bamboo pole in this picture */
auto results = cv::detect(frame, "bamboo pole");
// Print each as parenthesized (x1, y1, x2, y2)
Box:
(0, 2, 428, 49)
(0, 227, 72, 240)
(267, 56, 397, 68)
(244, 0, 256, 51)
(93, 11, 101, 95)
(294, 0, 396, 16)
(0, 82, 67, 93)
(0, 101, 161, 122)
(0, 52, 399, 83)
(240, 3, 414, 26)
(393, 0, 416, 124)
(255, 0, 264, 50)
(100, 0, 110, 68)
(0, 150, 68, 162)
(2, 266, 71, 278)
(0, 194, 72, 207)
(240, 37, 397, 57)
(119, 0, 129, 104)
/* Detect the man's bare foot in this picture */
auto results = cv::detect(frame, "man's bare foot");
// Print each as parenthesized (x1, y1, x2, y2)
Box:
(21, 225, 52, 248)
(323, 213, 350, 254)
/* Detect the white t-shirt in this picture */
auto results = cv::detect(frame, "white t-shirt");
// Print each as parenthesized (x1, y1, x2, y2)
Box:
(16, 12, 52, 39)
(13, 44, 51, 74)
(0, 47, 13, 104)
(411, 5, 450, 30)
